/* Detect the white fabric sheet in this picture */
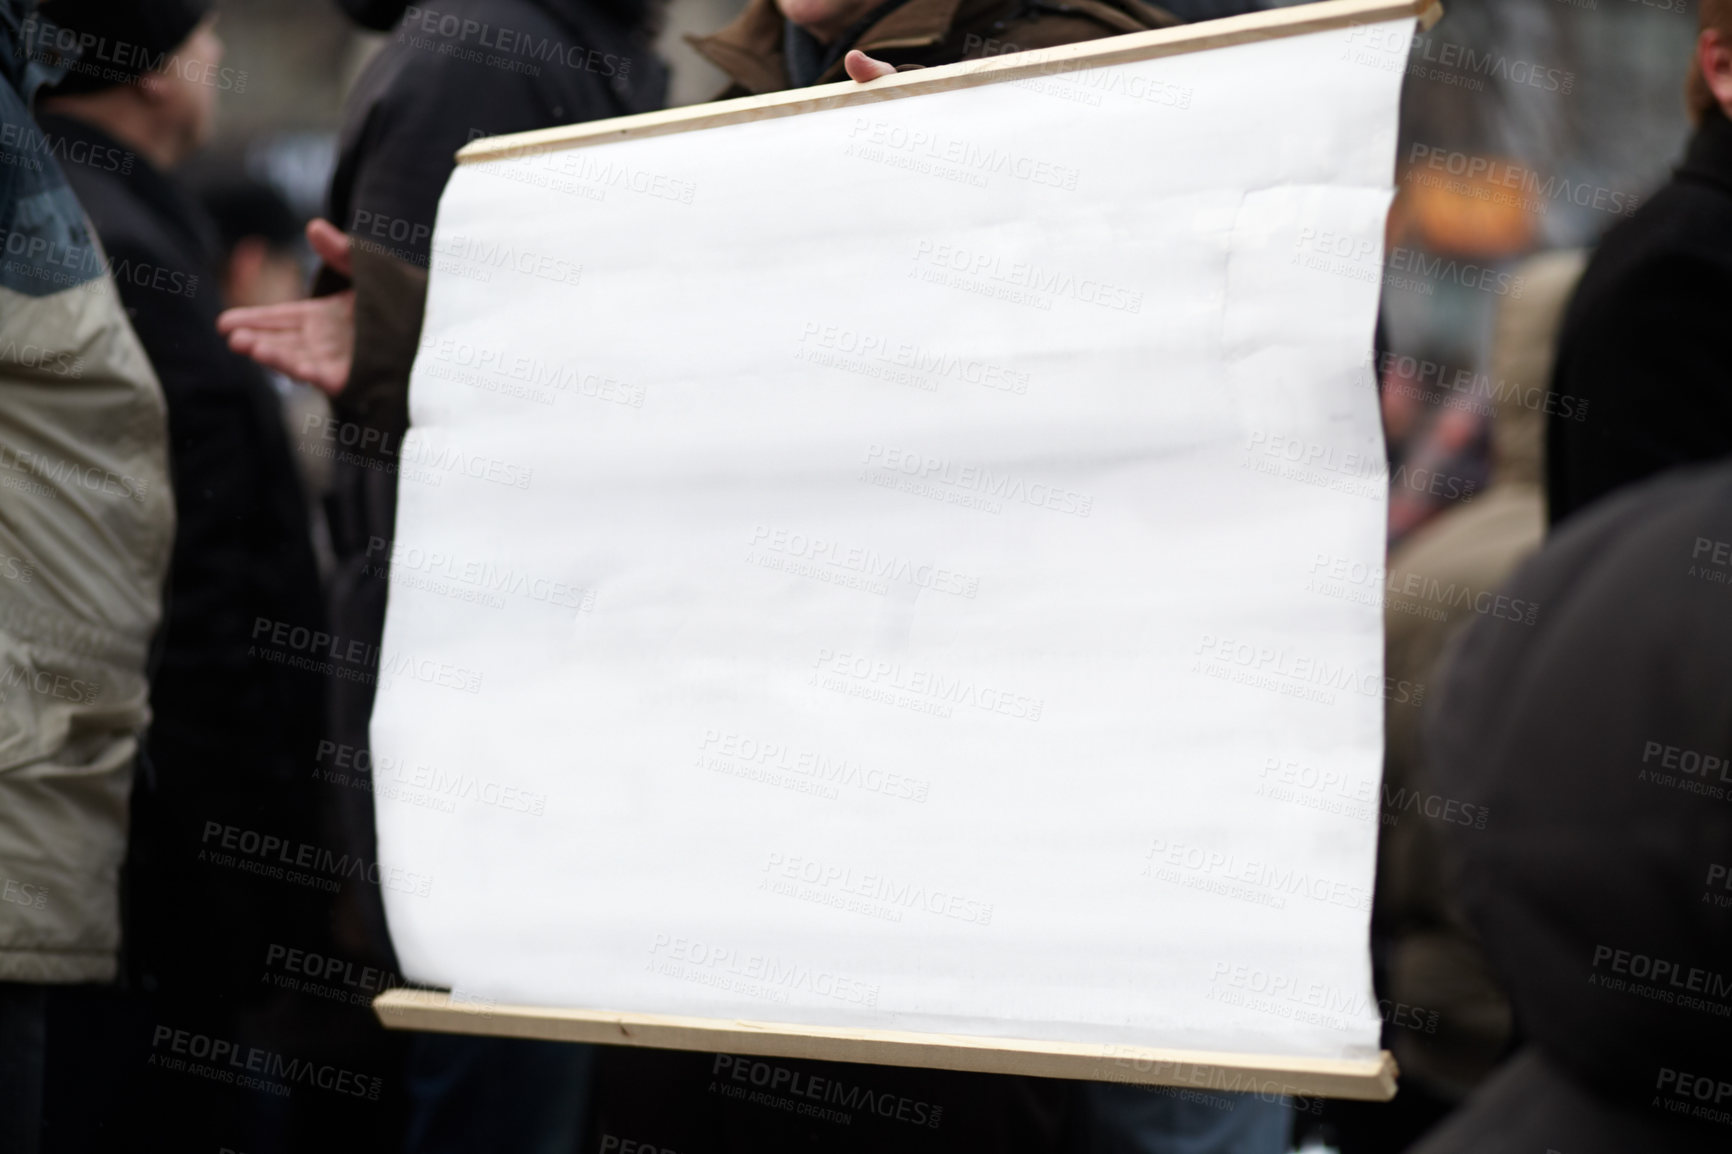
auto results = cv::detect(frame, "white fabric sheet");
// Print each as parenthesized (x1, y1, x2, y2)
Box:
(373, 20, 1407, 1062)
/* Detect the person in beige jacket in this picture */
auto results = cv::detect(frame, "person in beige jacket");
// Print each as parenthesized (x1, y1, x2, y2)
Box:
(0, 2, 174, 1147)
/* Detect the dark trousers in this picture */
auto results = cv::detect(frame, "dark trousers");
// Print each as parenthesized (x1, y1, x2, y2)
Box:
(0, 983, 46, 1154)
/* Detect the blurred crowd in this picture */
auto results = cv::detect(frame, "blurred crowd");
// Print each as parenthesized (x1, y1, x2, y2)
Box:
(0, 0, 1728, 1152)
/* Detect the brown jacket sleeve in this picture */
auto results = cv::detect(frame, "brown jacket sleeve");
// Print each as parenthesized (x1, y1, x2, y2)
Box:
(332, 246, 429, 452)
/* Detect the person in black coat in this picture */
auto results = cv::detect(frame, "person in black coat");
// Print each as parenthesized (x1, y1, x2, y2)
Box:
(34, 2, 347, 1150)
(1545, 6, 1732, 526)
(37, 0, 328, 1017)
(316, 0, 670, 985)
(211, 3, 671, 1152)
(328, 5, 668, 1152)
(1415, 459, 1732, 1154)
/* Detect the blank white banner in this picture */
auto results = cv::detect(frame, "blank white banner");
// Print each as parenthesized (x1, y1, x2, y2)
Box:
(373, 17, 1406, 1064)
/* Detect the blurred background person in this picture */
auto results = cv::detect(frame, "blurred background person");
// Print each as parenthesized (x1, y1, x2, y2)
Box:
(1319, 247, 1586, 1154)
(1414, 459, 1732, 1153)
(1313, 5, 1712, 1150)
(1314, 5, 1721, 1151)
(197, 173, 309, 308)
(1361, 0, 1698, 547)
(32, 3, 354, 1149)
(0, 1, 175, 1150)
(1545, 0, 1732, 527)
(193, 173, 337, 577)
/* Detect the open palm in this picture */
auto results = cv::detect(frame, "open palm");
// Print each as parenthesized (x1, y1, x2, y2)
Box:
(218, 218, 356, 396)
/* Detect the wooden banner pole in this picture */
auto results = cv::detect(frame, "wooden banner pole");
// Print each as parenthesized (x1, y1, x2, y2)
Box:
(376, 990, 1399, 1102)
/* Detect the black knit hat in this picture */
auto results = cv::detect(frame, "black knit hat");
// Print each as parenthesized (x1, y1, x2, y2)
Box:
(37, 0, 213, 95)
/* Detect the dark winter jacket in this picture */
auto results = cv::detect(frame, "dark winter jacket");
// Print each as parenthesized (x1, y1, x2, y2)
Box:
(1420, 461, 1732, 1151)
(40, 111, 329, 997)
(1546, 108, 1732, 525)
(319, 0, 668, 972)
